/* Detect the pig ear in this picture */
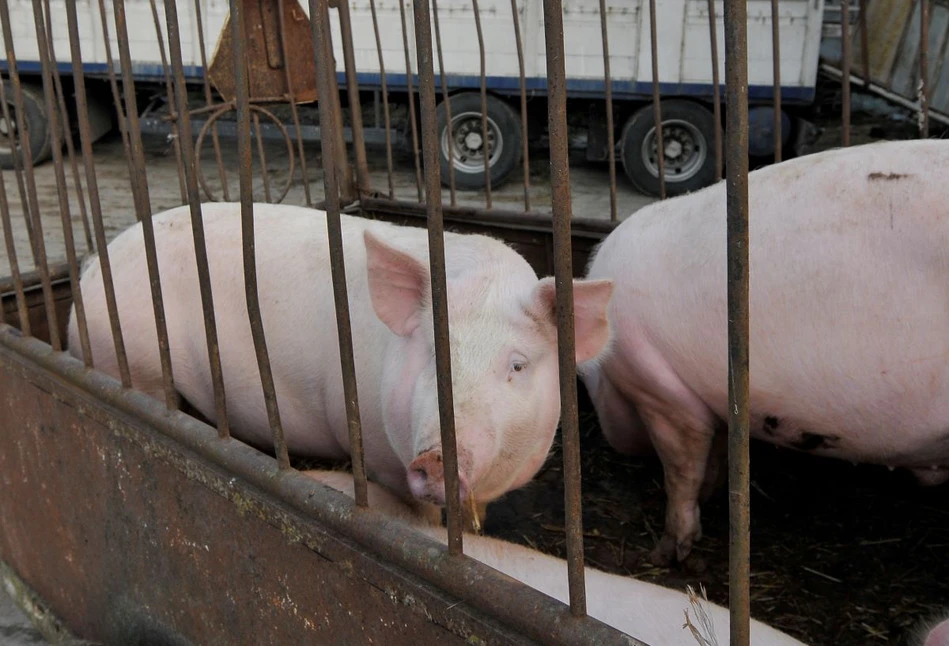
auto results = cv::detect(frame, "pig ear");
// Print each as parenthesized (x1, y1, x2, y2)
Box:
(924, 618, 949, 646)
(532, 277, 614, 363)
(364, 230, 429, 336)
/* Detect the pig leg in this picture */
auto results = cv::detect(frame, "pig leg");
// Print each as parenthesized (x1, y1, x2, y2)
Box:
(699, 427, 728, 503)
(583, 365, 656, 456)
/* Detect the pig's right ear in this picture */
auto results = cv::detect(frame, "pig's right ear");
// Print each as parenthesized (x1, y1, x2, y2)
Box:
(364, 230, 429, 336)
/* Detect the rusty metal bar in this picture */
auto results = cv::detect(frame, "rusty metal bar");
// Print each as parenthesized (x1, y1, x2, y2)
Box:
(399, 0, 424, 203)
(597, 0, 617, 221)
(648, 0, 665, 199)
(367, 0, 395, 199)
(542, 0, 586, 616)
(230, 0, 290, 468)
(320, 17, 355, 205)
(0, 0, 60, 350)
(275, 0, 311, 206)
(431, 0, 457, 206)
(411, 0, 464, 555)
(509, 0, 531, 211)
(193, 0, 231, 202)
(308, 0, 368, 508)
(724, 0, 751, 641)
(771, 0, 781, 162)
(0, 166, 28, 333)
(336, 0, 372, 198)
(471, 0, 492, 208)
(64, 0, 132, 388)
(920, 0, 930, 137)
(29, 0, 92, 365)
(0, 78, 33, 264)
(840, 0, 851, 147)
(112, 0, 178, 409)
(252, 112, 273, 203)
(163, 0, 231, 439)
(707, 0, 722, 180)
(859, 0, 870, 86)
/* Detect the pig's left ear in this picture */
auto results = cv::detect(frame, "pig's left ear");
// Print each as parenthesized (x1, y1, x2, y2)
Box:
(532, 277, 614, 363)
(365, 230, 430, 336)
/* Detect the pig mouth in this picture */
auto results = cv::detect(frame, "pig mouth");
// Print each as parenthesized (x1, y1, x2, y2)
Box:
(406, 449, 473, 506)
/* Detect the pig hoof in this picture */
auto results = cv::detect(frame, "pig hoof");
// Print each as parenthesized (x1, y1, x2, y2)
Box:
(647, 536, 677, 567)
(683, 553, 707, 574)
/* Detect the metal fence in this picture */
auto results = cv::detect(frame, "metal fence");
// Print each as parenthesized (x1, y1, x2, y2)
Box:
(0, 0, 937, 644)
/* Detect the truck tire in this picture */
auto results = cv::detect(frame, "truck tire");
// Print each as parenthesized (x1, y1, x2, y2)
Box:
(436, 91, 521, 191)
(0, 80, 51, 170)
(620, 99, 720, 198)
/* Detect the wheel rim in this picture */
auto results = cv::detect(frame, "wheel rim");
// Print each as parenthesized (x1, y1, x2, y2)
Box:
(441, 110, 504, 174)
(640, 119, 708, 183)
(0, 104, 19, 156)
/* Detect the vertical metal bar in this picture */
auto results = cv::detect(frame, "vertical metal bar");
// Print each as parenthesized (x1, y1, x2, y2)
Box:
(317, 15, 354, 205)
(275, 0, 312, 206)
(431, 0, 456, 206)
(308, 0, 368, 507)
(112, 0, 179, 410)
(30, 0, 92, 364)
(0, 76, 34, 263)
(707, 0, 722, 180)
(509, 0, 531, 211)
(368, 0, 395, 199)
(148, 0, 188, 203)
(65, 0, 132, 388)
(0, 0, 60, 350)
(411, 0, 463, 556)
(840, 0, 851, 147)
(470, 0, 492, 209)
(0, 165, 29, 333)
(648, 0, 665, 199)
(859, 0, 870, 87)
(724, 0, 751, 641)
(920, 0, 930, 137)
(542, 0, 586, 617)
(597, 0, 617, 221)
(336, 0, 372, 198)
(399, 0, 424, 203)
(252, 111, 273, 203)
(771, 0, 781, 163)
(193, 0, 231, 202)
(163, 0, 231, 439)
(229, 0, 289, 468)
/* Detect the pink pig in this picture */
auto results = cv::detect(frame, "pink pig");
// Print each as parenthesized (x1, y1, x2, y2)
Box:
(67, 203, 612, 512)
(579, 139, 949, 565)
(922, 618, 949, 646)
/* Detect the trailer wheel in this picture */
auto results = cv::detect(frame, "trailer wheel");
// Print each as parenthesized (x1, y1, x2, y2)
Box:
(0, 80, 51, 170)
(620, 99, 719, 198)
(436, 92, 521, 191)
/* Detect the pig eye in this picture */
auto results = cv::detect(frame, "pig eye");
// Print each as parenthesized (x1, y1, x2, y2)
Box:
(509, 354, 529, 375)
(512, 362, 526, 372)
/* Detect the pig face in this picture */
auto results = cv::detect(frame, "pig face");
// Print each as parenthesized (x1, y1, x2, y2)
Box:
(364, 231, 613, 507)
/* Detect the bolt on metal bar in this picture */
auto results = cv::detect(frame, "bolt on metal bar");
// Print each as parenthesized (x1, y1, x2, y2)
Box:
(771, 0, 782, 163)
(308, 0, 369, 508)
(367, 0, 395, 199)
(840, 0, 851, 147)
(64, 0, 132, 388)
(192, 0, 231, 202)
(859, 0, 870, 87)
(648, 0, 666, 199)
(0, 78, 33, 264)
(707, 0, 722, 180)
(542, 0, 586, 617)
(723, 0, 751, 642)
(336, 0, 372, 198)
(509, 0, 531, 211)
(112, 0, 179, 410)
(399, 0, 424, 203)
(0, 0, 60, 350)
(229, 0, 290, 468)
(431, 0, 457, 207)
(411, 0, 464, 556)
(30, 0, 92, 365)
(252, 112, 273, 203)
(920, 0, 930, 137)
(163, 0, 231, 439)
(471, 0, 493, 209)
(275, 0, 312, 206)
(597, 0, 617, 221)
(0, 166, 29, 333)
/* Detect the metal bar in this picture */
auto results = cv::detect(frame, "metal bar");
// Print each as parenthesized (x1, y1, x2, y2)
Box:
(112, 0, 178, 410)
(471, 0, 492, 209)
(0, 78, 33, 264)
(411, 0, 463, 555)
(399, 0, 424, 203)
(308, 0, 368, 508)
(859, 0, 870, 86)
(320, 17, 355, 205)
(597, 0, 617, 221)
(193, 0, 231, 202)
(648, 0, 665, 199)
(64, 0, 132, 388)
(0, 0, 60, 350)
(431, 0, 456, 206)
(707, 0, 722, 180)
(840, 0, 851, 147)
(163, 0, 231, 439)
(542, 0, 586, 616)
(724, 0, 751, 641)
(336, 0, 372, 198)
(920, 0, 930, 137)
(252, 111, 273, 203)
(30, 0, 92, 365)
(0, 166, 28, 333)
(148, 0, 188, 203)
(509, 0, 531, 211)
(275, 0, 312, 206)
(771, 0, 781, 162)
(367, 0, 395, 199)
(229, 0, 290, 468)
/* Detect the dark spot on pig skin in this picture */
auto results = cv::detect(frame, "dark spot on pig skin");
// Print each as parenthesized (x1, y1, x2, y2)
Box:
(791, 432, 841, 452)
(867, 172, 910, 181)
(763, 416, 780, 434)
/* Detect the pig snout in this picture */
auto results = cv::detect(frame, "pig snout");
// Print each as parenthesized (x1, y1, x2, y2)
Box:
(407, 450, 471, 506)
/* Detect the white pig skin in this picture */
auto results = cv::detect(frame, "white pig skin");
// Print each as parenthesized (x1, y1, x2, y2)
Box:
(67, 203, 613, 510)
(578, 139, 949, 565)
(304, 469, 809, 646)
(923, 618, 949, 646)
